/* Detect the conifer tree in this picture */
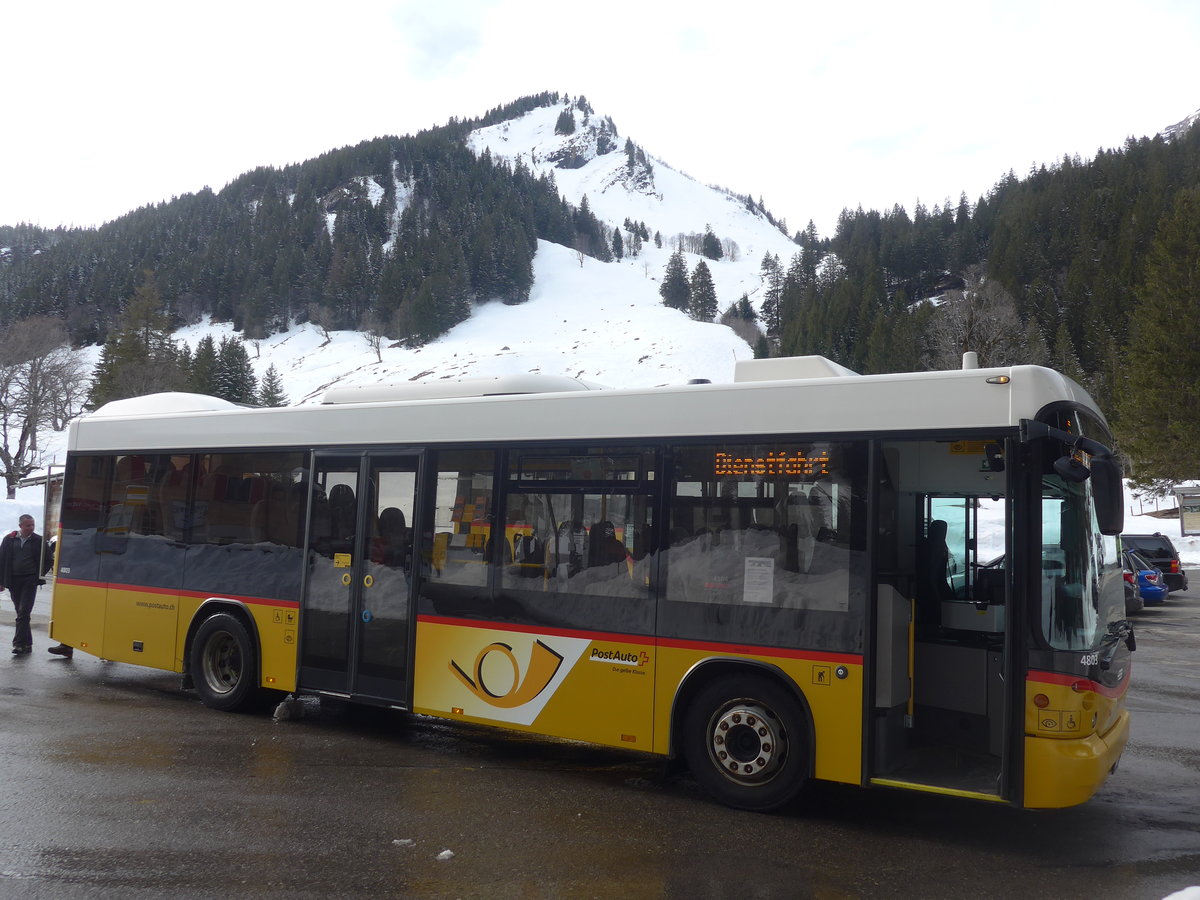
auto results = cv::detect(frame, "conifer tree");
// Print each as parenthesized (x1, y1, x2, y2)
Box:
(1020, 318, 1051, 367)
(258, 363, 288, 407)
(659, 251, 691, 311)
(863, 310, 893, 374)
(689, 260, 718, 322)
(404, 278, 443, 346)
(759, 254, 784, 339)
(890, 305, 931, 373)
(1118, 188, 1200, 488)
(1051, 322, 1087, 385)
(701, 225, 723, 261)
(612, 228, 624, 261)
(190, 334, 220, 395)
(215, 335, 258, 404)
(88, 270, 188, 407)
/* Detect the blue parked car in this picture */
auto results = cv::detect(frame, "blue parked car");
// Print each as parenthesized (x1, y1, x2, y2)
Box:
(1124, 549, 1167, 606)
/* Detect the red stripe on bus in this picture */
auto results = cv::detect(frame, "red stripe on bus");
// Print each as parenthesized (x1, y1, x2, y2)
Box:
(418, 614, 642, 645)
(656, 636, 861, 666)
(417, 614, 862, 666)
(1027, 666, 1131, 699)
(53, 577, 299, 608)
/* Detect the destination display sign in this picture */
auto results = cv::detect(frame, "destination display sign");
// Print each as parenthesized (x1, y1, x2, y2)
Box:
(713, 450, 831, 478)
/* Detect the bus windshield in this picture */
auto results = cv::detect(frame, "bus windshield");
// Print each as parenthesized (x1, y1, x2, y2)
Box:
(1039, 474, 1123, 652)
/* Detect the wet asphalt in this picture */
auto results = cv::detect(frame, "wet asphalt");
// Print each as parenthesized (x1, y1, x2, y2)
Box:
(2, 583, 1199, 899)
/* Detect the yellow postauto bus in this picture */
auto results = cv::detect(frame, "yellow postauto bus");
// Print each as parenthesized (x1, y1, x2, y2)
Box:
(48, 355, 1132, 811)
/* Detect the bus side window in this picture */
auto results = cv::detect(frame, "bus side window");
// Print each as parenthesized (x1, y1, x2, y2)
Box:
(58, 455, 111, 582)
(422, 449, 496, 587)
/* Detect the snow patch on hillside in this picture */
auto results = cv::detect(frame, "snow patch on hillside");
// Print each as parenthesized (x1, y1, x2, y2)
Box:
(173, 239, 751, 404)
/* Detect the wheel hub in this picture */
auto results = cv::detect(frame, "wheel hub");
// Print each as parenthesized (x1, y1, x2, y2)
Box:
(202, 633, 241, 694)
(711, 702, 782, 780)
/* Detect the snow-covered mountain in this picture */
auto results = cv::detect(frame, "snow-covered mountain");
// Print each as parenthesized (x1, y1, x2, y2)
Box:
(179, 101, 801, 403)
(28, 98, 804, 463)
(1160, 107, 1200, 141)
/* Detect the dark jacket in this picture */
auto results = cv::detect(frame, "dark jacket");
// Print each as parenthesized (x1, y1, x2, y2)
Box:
(0, 529, 51, 586)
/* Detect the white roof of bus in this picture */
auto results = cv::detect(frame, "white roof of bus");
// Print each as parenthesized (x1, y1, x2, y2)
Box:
(69, 357, 1105, 454)
(92, 392, 243, 416)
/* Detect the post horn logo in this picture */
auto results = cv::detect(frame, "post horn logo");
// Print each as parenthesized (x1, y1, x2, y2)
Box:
(450, 640, 564, 709)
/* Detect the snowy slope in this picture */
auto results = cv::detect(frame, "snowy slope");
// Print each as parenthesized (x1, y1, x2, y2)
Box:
(197, 100, 803, 400)
(468, 103, 800, 311)
(1160, 107, 1200, 141)
(174, 239, 753, 402)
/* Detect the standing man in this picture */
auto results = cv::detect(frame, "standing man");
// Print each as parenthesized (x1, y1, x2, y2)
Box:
(1, 514, 49, 655)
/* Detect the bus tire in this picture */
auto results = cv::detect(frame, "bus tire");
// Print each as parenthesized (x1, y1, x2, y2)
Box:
(683, 673, 808, 811)
(191, 613, 258, 712)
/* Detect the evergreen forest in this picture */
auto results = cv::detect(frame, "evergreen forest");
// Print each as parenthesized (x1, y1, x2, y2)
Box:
(3, 92, 1200, 486)
(0, 93, 611, 350)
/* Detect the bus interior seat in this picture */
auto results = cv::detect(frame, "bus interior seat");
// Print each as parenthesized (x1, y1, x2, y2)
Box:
(327, 483, 356, 541)
(199, 469, 264, 544)
(113, 455, 147, 485)
(587, 520, 627, 568)
(974, 566, 1006, 606)
(375, 506, 408, 568)
(252, 482, 297, 546)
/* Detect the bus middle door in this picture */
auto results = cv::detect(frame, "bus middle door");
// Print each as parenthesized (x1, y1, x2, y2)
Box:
(299, 452, 419, 704)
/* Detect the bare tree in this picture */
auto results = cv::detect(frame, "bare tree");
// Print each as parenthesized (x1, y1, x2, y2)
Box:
(925, 270, 1025, 370)
(361, 311, 387, 363)
(307, 303, 334, 347)
(1, 317, 90, 498)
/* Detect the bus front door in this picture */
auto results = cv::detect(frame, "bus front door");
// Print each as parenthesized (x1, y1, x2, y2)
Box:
(299, 453, 420, 704)
(871, 440, 1013, 803)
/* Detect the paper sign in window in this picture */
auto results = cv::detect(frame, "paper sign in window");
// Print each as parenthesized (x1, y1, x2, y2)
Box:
(743, 557, 774, 604)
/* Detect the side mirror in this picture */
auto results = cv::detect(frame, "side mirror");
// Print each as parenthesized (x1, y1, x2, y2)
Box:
(1022, 418, 1124, 535)
(1089, 456, 1124, 536)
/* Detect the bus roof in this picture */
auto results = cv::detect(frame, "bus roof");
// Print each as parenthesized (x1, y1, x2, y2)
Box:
(70, 357, 1106, 454)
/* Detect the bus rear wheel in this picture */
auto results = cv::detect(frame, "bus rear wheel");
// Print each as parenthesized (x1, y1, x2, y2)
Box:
(191, 613, 258, 712)
(683, 673, 808, 811)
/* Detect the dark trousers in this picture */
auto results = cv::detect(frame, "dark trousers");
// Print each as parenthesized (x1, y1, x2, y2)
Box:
(7, 575, 38, 648)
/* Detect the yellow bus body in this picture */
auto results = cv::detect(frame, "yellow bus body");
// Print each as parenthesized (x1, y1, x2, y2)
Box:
(412, 616, 864, 787)
(1022, 671, 1131, 808)
(50, 578, 300, 693)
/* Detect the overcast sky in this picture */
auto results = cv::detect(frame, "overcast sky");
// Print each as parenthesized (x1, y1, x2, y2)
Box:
(3, 0, 1198, 237)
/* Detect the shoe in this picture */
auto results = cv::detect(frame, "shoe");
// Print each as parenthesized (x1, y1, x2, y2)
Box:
(11, 645, 31, 655)
(48, 644, 73, 658)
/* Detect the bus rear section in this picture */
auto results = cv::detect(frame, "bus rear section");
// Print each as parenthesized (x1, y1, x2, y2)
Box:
(50, 451, 308, 703)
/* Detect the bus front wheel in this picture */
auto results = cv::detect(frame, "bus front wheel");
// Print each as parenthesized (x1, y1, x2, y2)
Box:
(683, 673, 809, 811)
(191, 613, 258, 712)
